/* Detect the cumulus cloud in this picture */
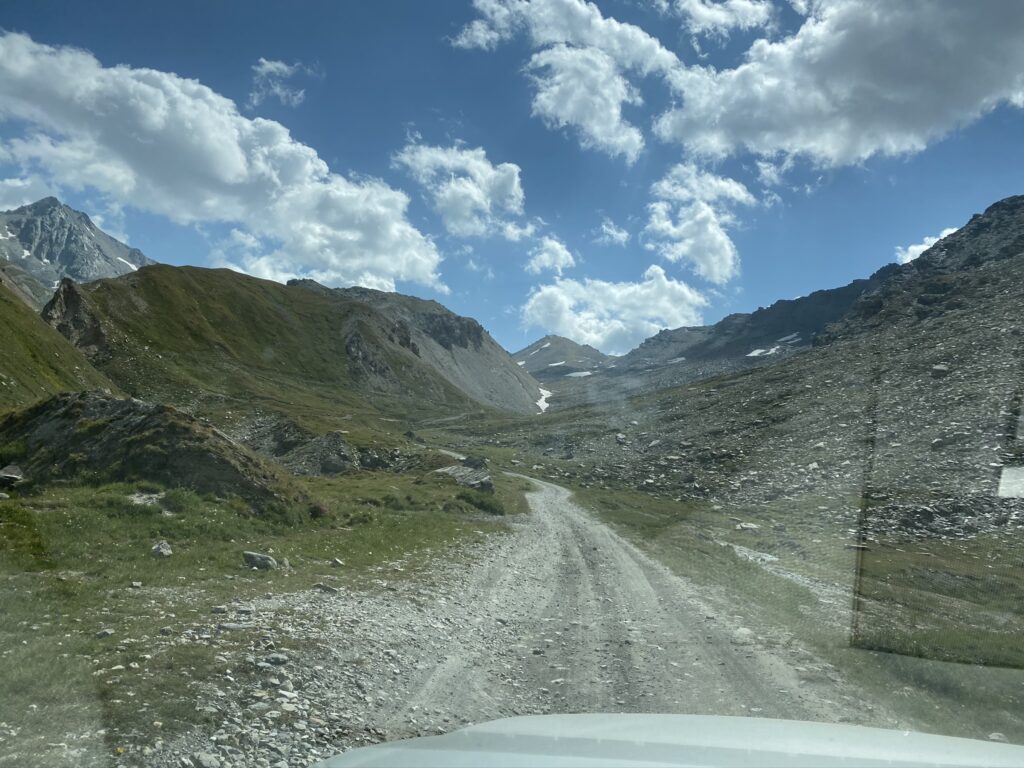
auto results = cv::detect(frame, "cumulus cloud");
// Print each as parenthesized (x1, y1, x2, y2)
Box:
(895, 227, 958, 265)
(522, 264, 707, 354)
(527, 45, 644, 163)
(593, 217, 629, 246)
(643, 163, 754, 284)
(0, 32, 443, 292)
(526, 235, 576, 275)
(393, 143, 525, 238)
(661, 0, 774, 36)
(454, 0, 681, 161)
(248, 58, 311, 108)
(657, 0, 1024, 165)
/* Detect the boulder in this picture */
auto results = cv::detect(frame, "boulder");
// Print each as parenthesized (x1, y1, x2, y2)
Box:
(435, 464, 494, 492)
(243, 550, 278, 570)
(151, 540, 173, 558)
(0, 464, 24, 489)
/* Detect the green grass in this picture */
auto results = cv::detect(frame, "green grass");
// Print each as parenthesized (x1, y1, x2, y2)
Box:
(72, 265, 490, 440)
(566, 482, 1024, 742)
(0, 468, 529, 765)
(0, 282, 114, 411)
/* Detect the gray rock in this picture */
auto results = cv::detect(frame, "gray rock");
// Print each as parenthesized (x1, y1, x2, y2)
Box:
(988, 732, 1009, 743)
(243, 551, 278, 570)
(151, 539, 173, 558)
(313, 582, 340, 594)
(0, 464, 24, 488)
(266, 653, 290, 666)
(931, 363, 951, 378)
(95, 628, 114, 639)
(192, 752, 221, 768)
(434, 464, 494, 492)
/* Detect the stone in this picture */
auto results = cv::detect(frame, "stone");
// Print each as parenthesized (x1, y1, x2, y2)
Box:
(211, 605, 229, 614)
(735, 522, 760, 531)
(266, 653, 290, 666)
(192, 753, 221, 768)
(988, 733, 1009, 743)
(330, 557, 345, 567)
(931, 363, 951, 378)
(130, 581, 142, 589)
(730, 627, 755, 646)
(151, 539, 173, 558)
(313, 582, 340, 594)
(0, 464, 24, 488)
(243, 551, 278, 570)
(95, 628, 115, 639)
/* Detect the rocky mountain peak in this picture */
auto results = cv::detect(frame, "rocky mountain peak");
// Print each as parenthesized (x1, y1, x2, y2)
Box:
(0, 196, 155, 309)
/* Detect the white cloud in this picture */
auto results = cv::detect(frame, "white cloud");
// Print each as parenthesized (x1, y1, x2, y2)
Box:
(662, 0, 774, 36)
(593, 217, 629, 246)
(650, 162, 756, 206)
(502, 220, 537, 241)
(454, 0, 682, 161)
(522, 264, 707, 354)
(0, 174, 54, 211)
(393, 143, 526, 239)
(0, 32, 444, 292)
(248, 58, 310, 108)
(527, 45, 644, 163)
(656, 0, 1024, 165)
(526, 235, 576, 275)
(895, 227, 957, 265)
(643, 164, 754, 284)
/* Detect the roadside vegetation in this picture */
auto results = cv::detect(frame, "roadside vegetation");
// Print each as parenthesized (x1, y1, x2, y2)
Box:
(0, 467, 528, 764)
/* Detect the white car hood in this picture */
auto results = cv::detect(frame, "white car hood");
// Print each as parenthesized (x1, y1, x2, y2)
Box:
(314, 713, 1023, 767)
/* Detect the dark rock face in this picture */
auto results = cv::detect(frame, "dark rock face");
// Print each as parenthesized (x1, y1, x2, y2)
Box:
(41, 279, 108, 359)
(0, 197, 155, 308)
(0, 391, 298, 508)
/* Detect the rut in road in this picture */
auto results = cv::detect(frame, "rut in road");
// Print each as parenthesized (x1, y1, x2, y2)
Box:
(377, 476, 895, 738)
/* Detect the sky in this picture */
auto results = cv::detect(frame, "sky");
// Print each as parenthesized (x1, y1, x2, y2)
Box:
(1, 0, 1024, 355)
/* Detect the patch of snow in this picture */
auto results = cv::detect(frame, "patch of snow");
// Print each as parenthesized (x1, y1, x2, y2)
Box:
(565, 371, 592, 378)
(548, 360, 567, 367)
(747, 346, 781, 357)
(22, 248, 31, 259)
(536, 388, 553, 413)
(665, 356, 687, 365)
(528, 348, 539, 356)
(516, 361, 526, 366)
(52, 280, 60, 289)
(117, 256, 138, 271)
(776, 332, 800, 343)
(998, 467, 1024, 498)
(0, 227, 11, 240)
(540, 341, 551, 349)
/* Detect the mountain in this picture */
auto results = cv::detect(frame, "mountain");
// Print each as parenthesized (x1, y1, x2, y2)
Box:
(512, 335, 614, 382)
(41, 266, 543, 451)
(0, 197, 155, 308)
(290, 281, 542, 414)
(540, 266, 892, 408)
(471, 193, 1024, 508)
(0, 279, 114, 411)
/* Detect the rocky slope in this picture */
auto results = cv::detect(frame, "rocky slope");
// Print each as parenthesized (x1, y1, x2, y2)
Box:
(542, 267, 892, 409)
(291, 281, 542, 414)
(0, 197, 155, 308)
(473, 196, 1024, 515)
(512, 334, 614, 382)
(0, 280, 114, 411)
(0, 390, 300, 508)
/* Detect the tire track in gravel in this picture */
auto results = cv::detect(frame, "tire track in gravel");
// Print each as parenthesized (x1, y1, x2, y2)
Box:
(374, 475, 898, 738)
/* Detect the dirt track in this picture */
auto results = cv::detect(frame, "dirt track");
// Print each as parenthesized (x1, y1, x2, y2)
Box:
(152, 476, 900, 767)
(375, 476, 895, 737)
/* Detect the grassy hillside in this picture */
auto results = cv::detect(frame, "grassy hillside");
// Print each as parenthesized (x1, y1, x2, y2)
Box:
(44, 265, 492, 439)
(0, 281, 114, 412)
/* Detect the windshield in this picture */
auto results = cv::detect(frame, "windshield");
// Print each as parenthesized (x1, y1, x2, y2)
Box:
(2, 2, 1024, 766)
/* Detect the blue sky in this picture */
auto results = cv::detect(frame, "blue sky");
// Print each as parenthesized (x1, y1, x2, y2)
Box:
(2, 1, 1024, 354)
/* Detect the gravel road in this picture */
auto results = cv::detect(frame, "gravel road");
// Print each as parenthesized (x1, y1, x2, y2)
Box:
(151, 476, 899, 767)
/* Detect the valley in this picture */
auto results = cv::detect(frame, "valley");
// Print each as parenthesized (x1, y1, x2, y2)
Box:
(2, 194, 1024, 767)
